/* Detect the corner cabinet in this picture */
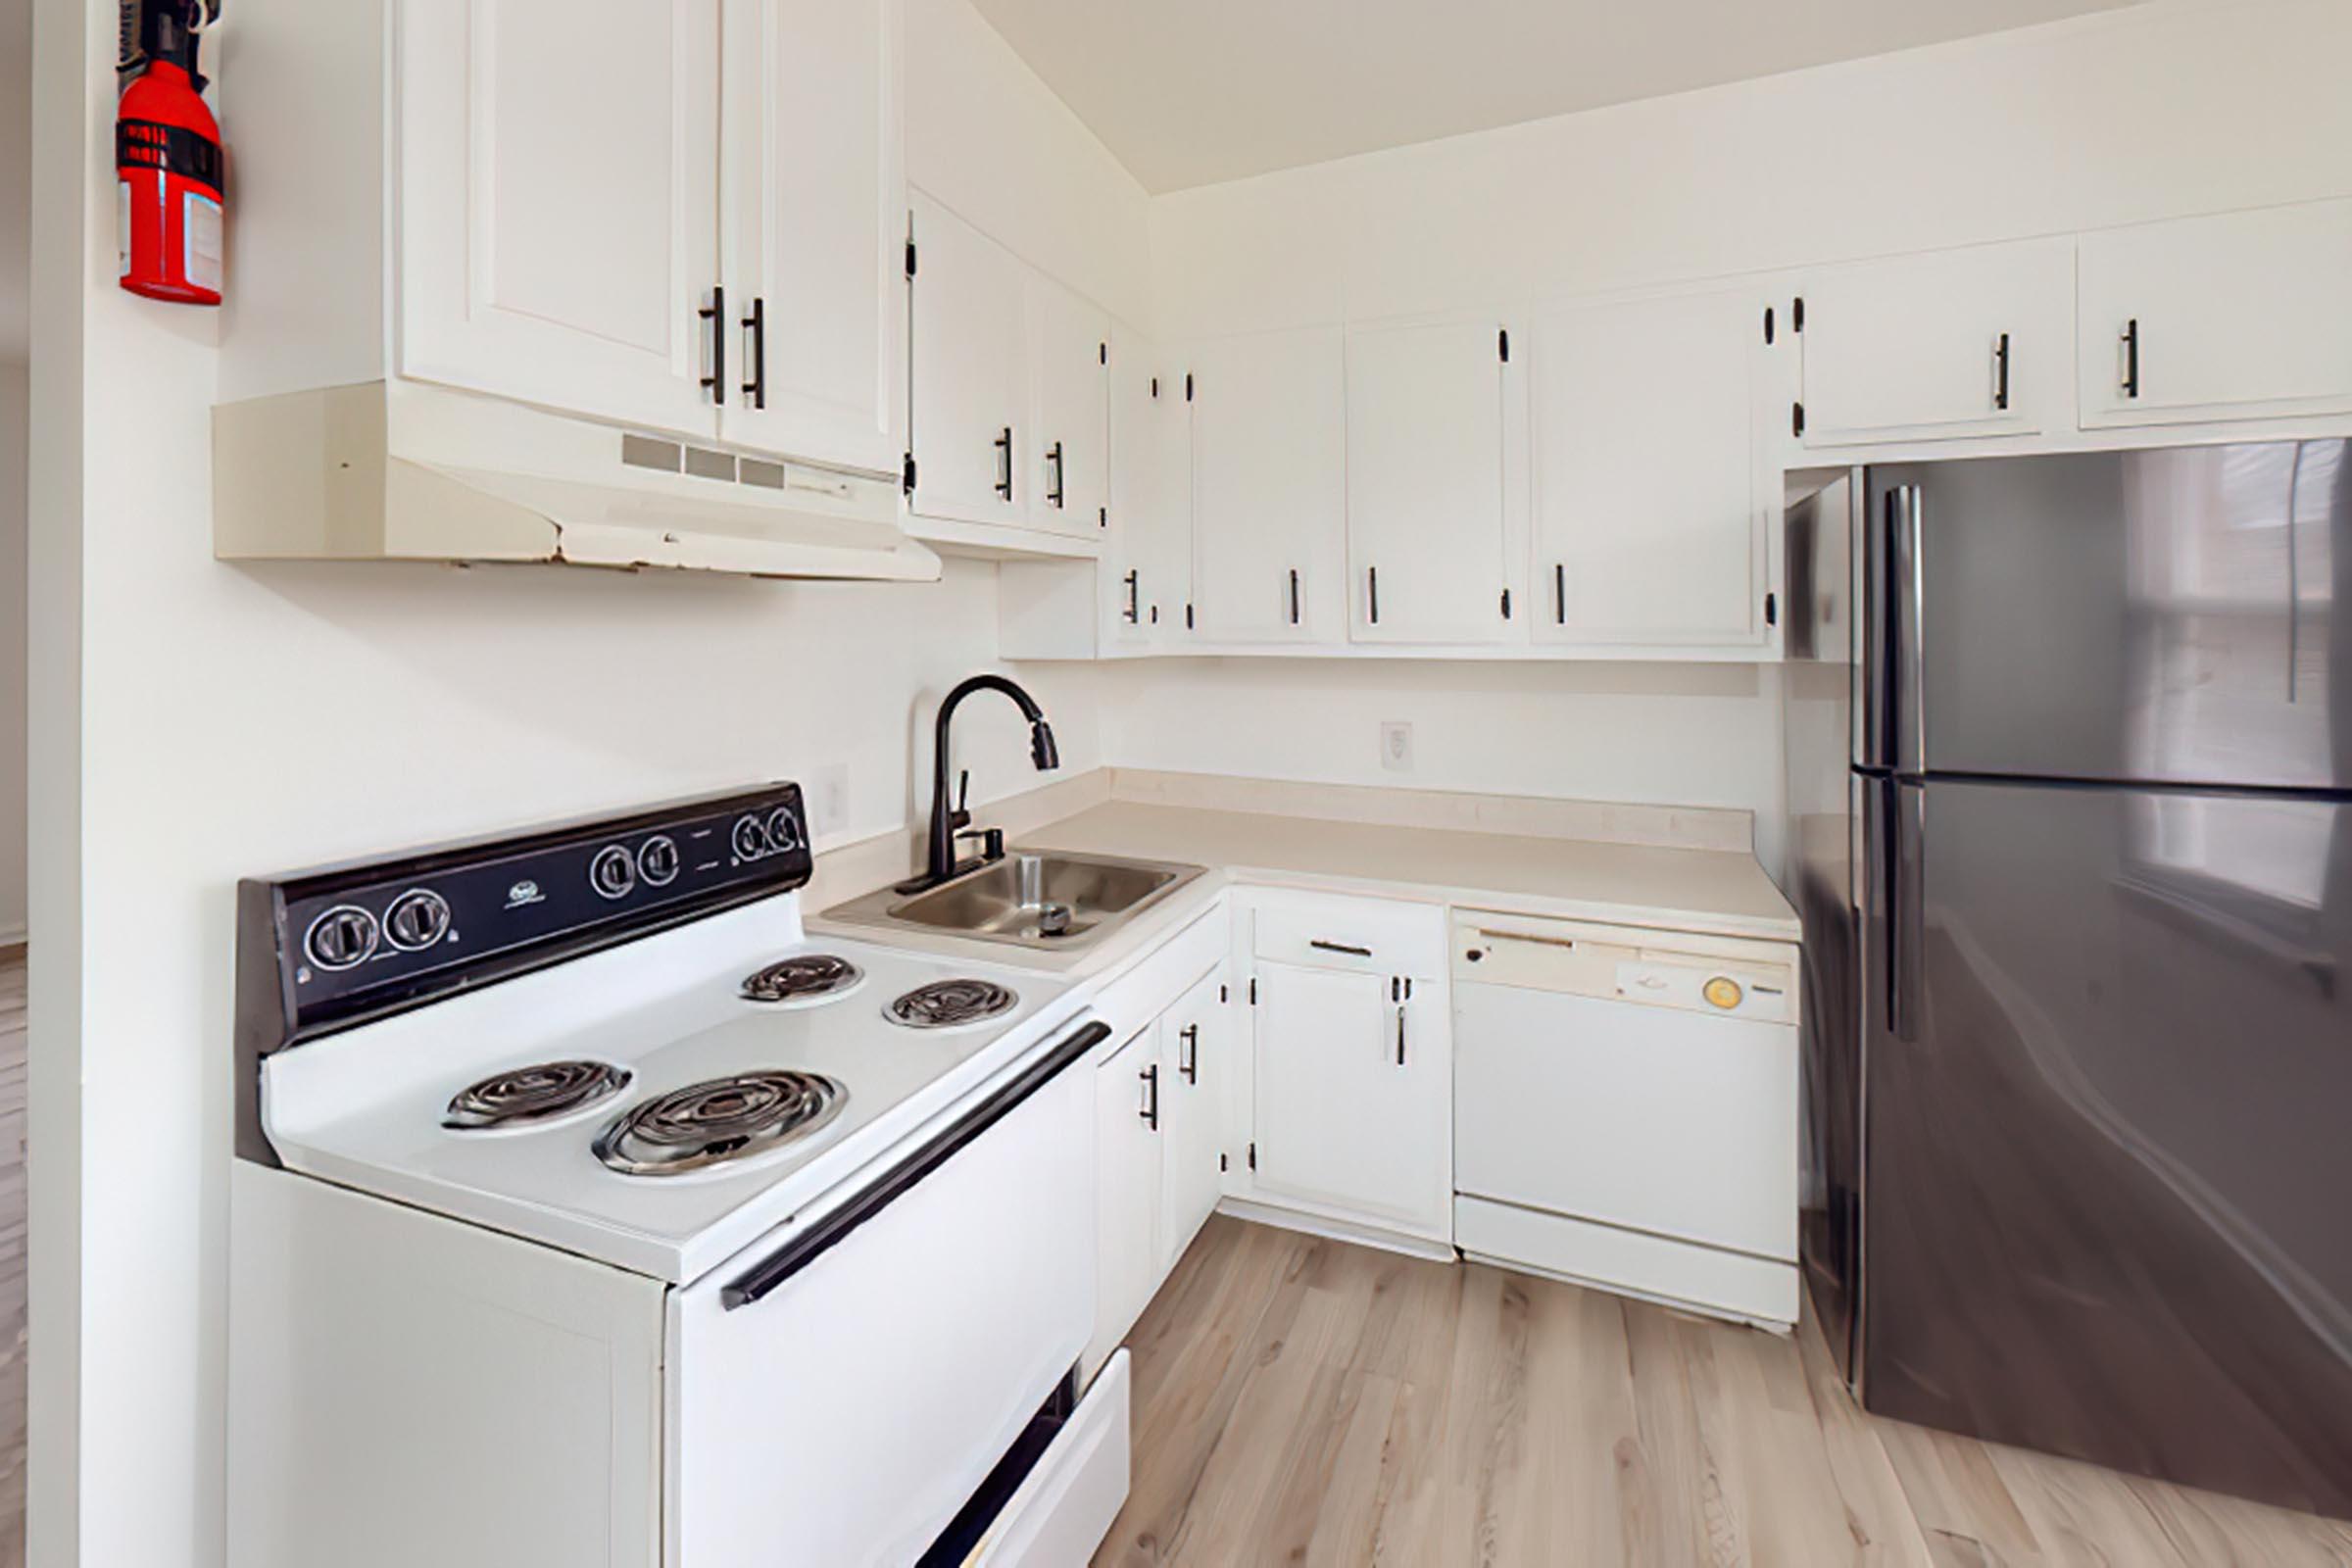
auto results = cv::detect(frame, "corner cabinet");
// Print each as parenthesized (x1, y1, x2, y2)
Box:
(2077, 199, 2352, 430)
(1529, 285, 1772, 650)
(1242, 893, 1451, 1243)
(1189, 327, 1349, 644)
(1105, 330, 1194, 648)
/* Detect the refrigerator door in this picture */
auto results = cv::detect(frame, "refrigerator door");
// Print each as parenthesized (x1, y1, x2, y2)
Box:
(1781, 474, 1865, 1375)
(1862, 774, 2352, 1514)
(1864, 441, 2352, 788)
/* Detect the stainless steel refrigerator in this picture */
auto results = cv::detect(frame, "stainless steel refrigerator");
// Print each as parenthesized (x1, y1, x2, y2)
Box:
(1782, 441, 2352, 1517)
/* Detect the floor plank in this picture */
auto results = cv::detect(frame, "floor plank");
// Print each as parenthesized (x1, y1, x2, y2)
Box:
(1099, 1215, 2352, 1568)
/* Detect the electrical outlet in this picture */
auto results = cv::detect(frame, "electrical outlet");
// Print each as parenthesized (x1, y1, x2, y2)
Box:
(1380, 721, 1414, 774)
(810, 761, 851, 838)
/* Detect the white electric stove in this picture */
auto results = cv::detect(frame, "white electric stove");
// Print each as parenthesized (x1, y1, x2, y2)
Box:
(228, 783, 1133, 1568)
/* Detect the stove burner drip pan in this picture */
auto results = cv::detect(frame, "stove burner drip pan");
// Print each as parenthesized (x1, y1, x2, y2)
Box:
(595, 1070, 848, 1176)
(444, 1060, 633, 1130)
(886, 978, 1019, 1030)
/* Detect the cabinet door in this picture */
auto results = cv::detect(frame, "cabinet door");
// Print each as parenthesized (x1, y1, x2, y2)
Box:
(1252, 962, 1448, 1236)
(1190, 327, 1347, 644)
(2079, 200, 2352, 429)
(907, 191, 1029, 525)
(1090, 1028, 1165, 1372)
(399, 0, 720, 436)
(717, 0, 903, 472)
(1797, 238, 2070, 447)
(1106, 333, 1194, 648)
(1529, 287, 1766, 647)
(1346, 319, 1512, 645)
(1029, 277, 1110, 536)
(1158, 969, 1228, 1261)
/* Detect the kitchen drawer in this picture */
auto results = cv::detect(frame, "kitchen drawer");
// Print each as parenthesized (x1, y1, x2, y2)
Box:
(1251, 891, 1446, 979)
(974, 1351, 1130, 1567)
(1456, 1196, 1798, 1329)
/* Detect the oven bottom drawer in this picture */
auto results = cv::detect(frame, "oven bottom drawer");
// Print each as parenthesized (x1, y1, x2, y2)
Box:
(973, 1350, 1131, 1567)
(666, 1053, 1097, 1567)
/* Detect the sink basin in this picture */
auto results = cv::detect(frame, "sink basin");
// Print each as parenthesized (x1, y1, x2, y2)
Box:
(826, 849, 1204, 953)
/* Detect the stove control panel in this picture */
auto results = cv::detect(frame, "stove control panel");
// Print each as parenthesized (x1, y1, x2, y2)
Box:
(242, 783, 813, 1049)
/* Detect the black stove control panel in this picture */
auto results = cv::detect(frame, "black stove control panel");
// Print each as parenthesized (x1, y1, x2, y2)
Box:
(234, 783, 814, 1160)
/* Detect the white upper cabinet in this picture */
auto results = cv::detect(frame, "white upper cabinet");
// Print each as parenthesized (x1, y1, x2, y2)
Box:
(1529, 286, 1767, 648)
(1106, 331, 1193, 647)
(906, 191, 1030, 526)
(1190, 327, 1348, 643)
(1345, 319, 1514, 646)
(2078, 200, 2352, 430)
(1795, 237, 2071, 447)
(717, 0, 904, 473)
(398, 0, 722, 437)
(1027, 277, 1111, 536)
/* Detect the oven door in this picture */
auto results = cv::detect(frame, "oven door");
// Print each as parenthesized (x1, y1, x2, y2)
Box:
(666, 1017, 1109, 1567)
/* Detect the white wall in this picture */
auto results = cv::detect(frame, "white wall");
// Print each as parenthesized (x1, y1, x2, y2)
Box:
(28, 0, 1126, 1561)
(1105, 0, 2352, 864)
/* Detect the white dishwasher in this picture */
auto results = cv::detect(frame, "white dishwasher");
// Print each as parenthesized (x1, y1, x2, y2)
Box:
(1450, 908, 1801, 1329)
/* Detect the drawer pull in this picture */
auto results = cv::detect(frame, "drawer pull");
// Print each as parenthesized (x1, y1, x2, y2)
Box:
(1472, 927, 1578, 951)
(1310, 939, 1372, 957)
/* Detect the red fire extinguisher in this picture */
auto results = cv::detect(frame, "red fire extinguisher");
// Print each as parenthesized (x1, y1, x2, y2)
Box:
(117, 0, 224, 306)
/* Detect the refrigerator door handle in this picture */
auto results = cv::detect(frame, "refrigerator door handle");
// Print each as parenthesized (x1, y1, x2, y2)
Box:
(1888, 483, 1927, 775)
(1887, 781, 1925, 1043)
(1861, 485, 1897, 770)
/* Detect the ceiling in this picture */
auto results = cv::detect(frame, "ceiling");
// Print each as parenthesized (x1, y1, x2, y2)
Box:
(966, 0, 2141, 193)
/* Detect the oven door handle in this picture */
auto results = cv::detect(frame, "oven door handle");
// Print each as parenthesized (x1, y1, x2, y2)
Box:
(719, 1016, 1112, 1310)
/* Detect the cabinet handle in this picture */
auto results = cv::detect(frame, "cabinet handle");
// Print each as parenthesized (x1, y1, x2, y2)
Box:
(698, 284, 726, 404)
(994, 426, 1015, 502)
(1553, 563, 1566, 625)
(1122, 569, 1141, 624)
(1395, 1004, 1407, 1066)
(1179, 1024, 1199, 1084)
(1309, 939, 1371, 957)
(1367, 564, 1379, 625)
(1991, 329, 2009, 412)
(740, 296, 767, 411)
(1047, 441, 1066, 509)
(2120, 318, 2140, 399)
(1140, 1062, 1159, 1130)
(1289, 568, 1301, 626)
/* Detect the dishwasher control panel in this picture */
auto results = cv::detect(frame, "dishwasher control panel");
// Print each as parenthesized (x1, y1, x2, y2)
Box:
(1452, 909, 1797, 1023)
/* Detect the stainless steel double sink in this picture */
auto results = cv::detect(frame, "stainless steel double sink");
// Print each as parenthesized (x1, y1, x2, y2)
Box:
(824, 849, 1204, 954)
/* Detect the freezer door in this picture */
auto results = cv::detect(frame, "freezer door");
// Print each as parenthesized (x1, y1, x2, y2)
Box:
(1865, 442, 2352, 788)
(1862, 775, 2352, 1514)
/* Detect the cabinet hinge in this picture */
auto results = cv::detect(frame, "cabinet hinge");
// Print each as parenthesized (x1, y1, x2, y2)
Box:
(1185, 372, 1194, 403)
(1497, 327, 1510, 363)
(1099, 341, 1108, 366)
(1099, 506, 1107, 529)
(1791, 401, 1806, 439)
(1792, 295, 1805, 332)
(904, 238, 917, 278)
(1185, 603, 1195, 631)
(1249, 977, 1257, 1005)
(1248, 1142, 1257, 1171)
(1763, 305, 1775, 345)
(1219, 1153, 1229, 1173)
(1219, 983, 1229, 1004)
(1499, 587, 1512, 619)
(1765, 590, 1779, 627)
(1151, 376, 1159, 400)
(902, 453, 917, 496)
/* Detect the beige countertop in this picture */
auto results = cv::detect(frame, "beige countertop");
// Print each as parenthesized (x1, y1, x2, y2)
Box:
(1018, 800, 1798, 943)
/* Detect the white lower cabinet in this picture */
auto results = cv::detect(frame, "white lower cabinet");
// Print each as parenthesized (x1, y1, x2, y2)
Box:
(1243, 892, 1451, 1243)
(1158, 970, 1229, 1254)
(1091, 1024, 1166, 1377)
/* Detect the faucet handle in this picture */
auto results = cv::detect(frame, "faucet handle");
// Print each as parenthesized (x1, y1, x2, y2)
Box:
(956, 768, 970, 812)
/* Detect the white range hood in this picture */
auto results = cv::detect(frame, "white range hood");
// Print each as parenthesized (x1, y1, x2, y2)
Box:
(213, 380, 941, 581)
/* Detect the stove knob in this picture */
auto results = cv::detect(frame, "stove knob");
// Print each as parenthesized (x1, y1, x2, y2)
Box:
(589, 844, 637, 901)
(763, 806, 803, 855)
(383, 888, 453, 952)
(731, 815, 769, 861)
(303, 905, 379, 972)
(636, 835, 681, 887)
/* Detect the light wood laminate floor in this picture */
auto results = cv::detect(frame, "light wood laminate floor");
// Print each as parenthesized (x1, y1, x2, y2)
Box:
(1096, 1215, 2352, 1567)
